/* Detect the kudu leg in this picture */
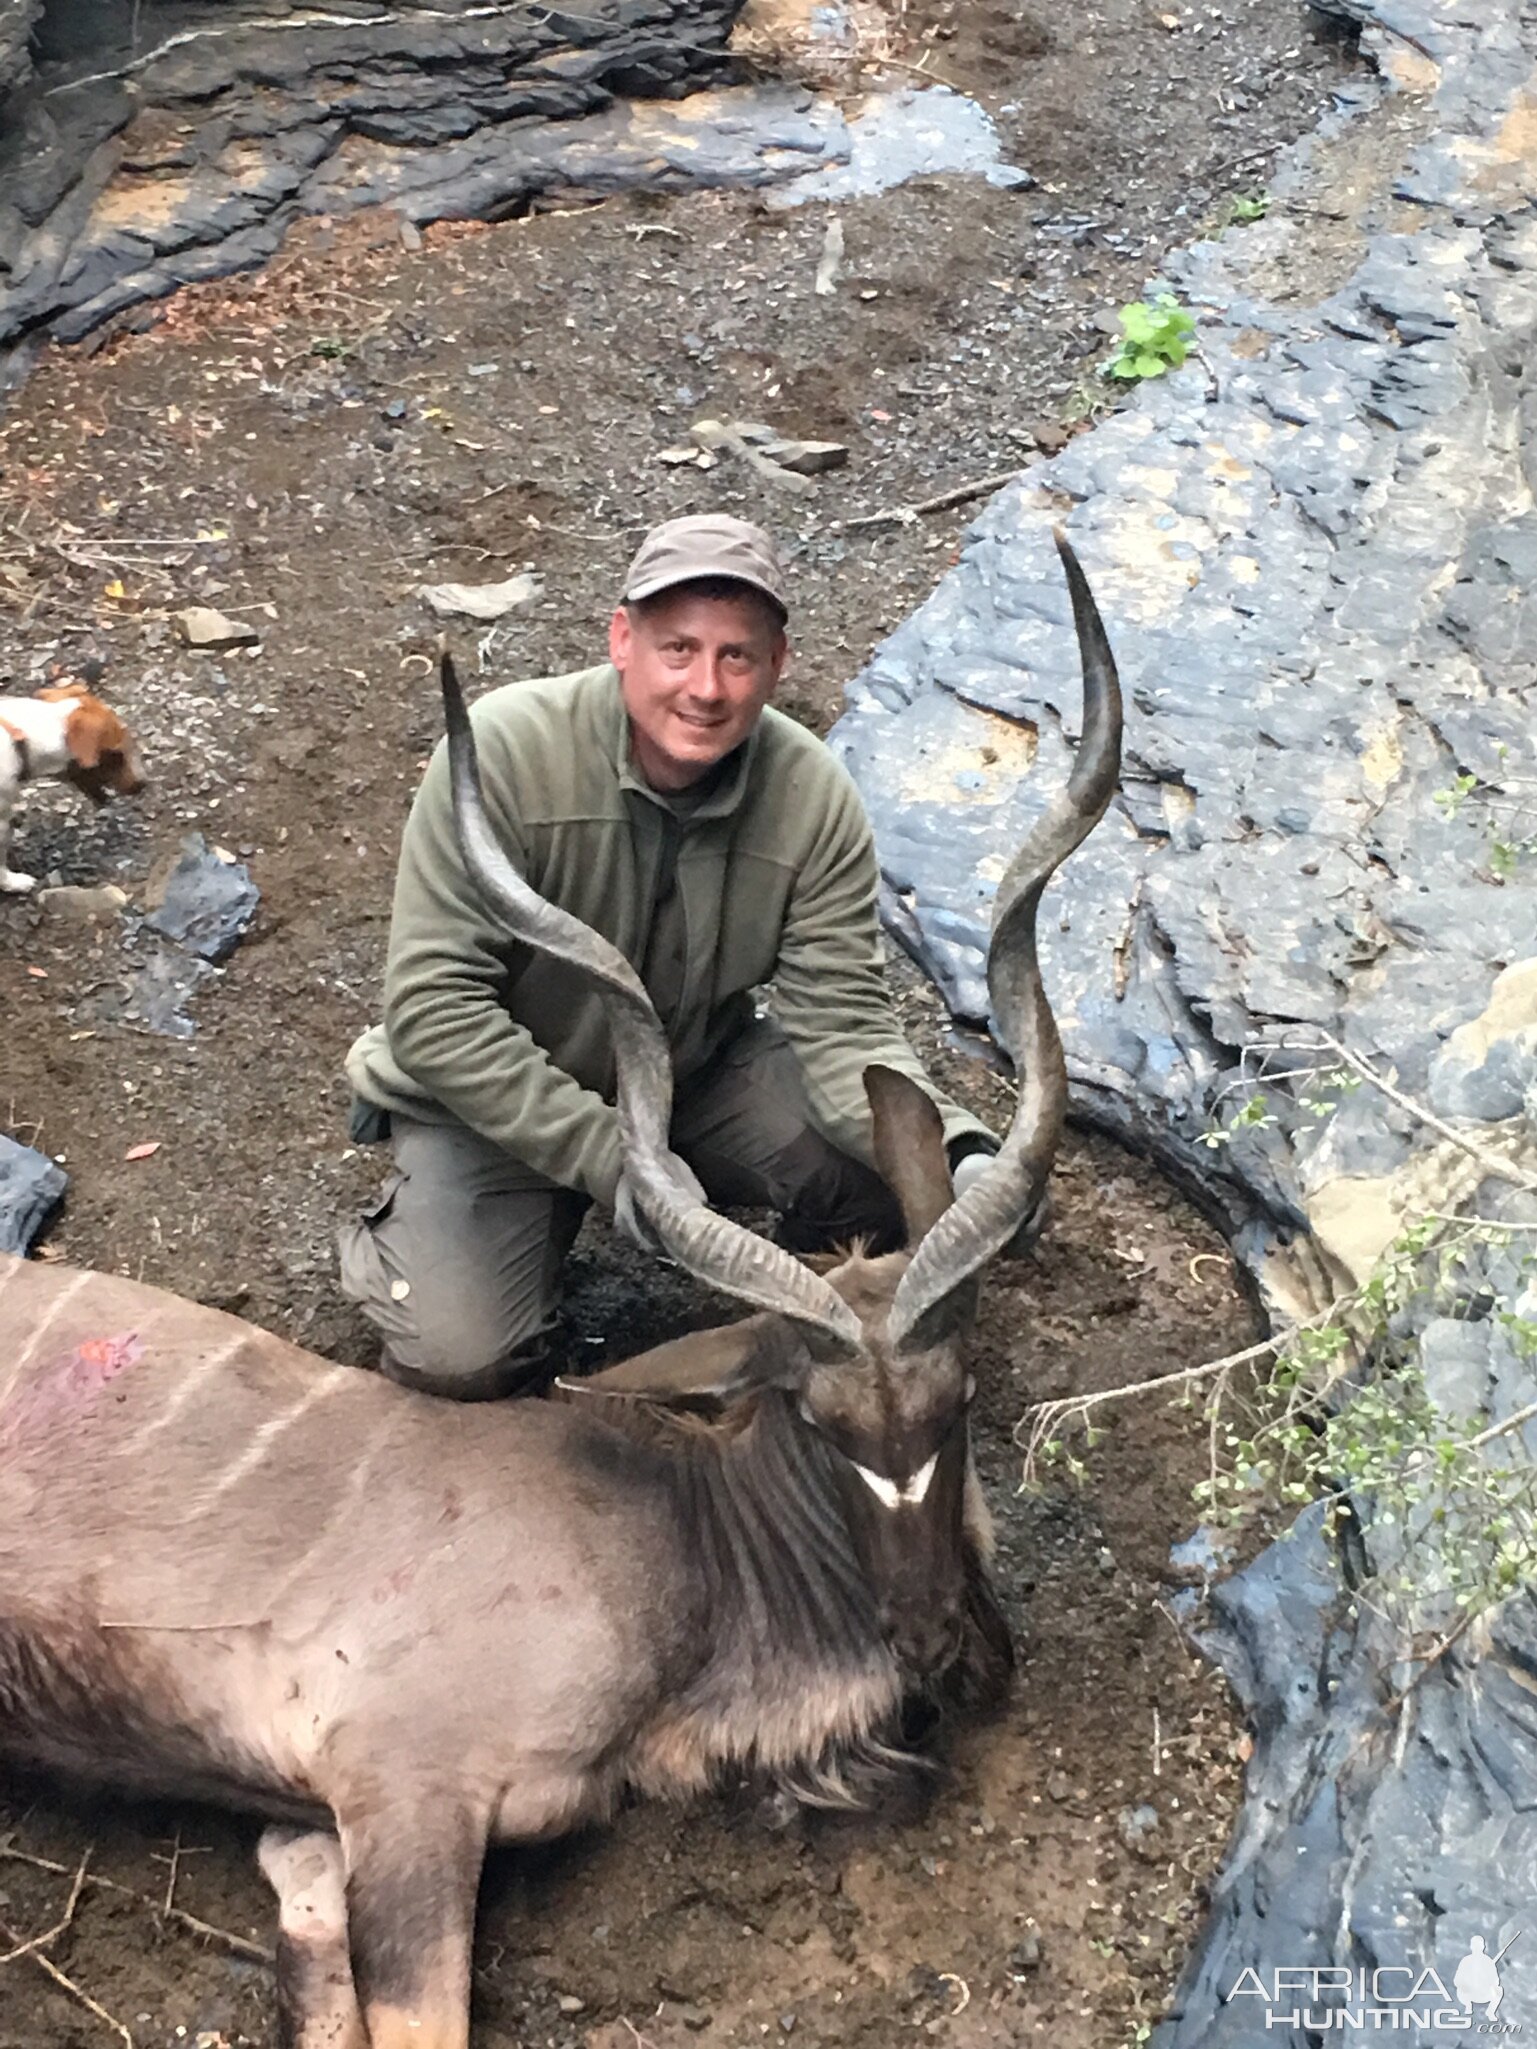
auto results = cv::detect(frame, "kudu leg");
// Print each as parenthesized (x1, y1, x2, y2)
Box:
(338, 1801, 487, 2049)
(257, 1826, 367, 2049)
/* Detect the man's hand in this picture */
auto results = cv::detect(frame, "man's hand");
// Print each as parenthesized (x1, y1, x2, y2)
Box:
(949, 1144, 1051, 1257)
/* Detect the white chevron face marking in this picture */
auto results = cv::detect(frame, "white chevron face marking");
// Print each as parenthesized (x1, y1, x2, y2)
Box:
(852, 1451, 939, 1510)
(853, 1462, 901, 1510)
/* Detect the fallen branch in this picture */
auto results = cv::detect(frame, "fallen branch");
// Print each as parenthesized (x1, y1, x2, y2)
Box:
(832, 468, 1023, 533)
(1016, 1333, 1282, 1475)
(0, 1846, 134, 2046)
(0, 1924, 134, 2048)
(0, 1846, 91, 1965)
(1414, 1213, 1537, 1234)
(55, 535, 227, 550)
(0, 1840, 272, 1963)
(871, 50, 962, 88)
(1464, 1396, 1537, 1458)
(1278, 1030, 1537, 1195)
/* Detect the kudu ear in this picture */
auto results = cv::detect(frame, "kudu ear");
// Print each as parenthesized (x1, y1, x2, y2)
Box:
(557, 1315, 780, 1412)
(864, 1064, 954, 1247)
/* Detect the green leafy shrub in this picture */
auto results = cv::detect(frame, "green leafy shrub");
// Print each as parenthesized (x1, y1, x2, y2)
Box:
(1104, 294, 1196, 381)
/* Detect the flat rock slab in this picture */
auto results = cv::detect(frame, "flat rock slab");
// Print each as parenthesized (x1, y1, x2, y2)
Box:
(0, 0, 38, 96)
(0, 3, 1032, 357)
(144, 832, 258, 963)
(0, 0, 848, 352)
(173, 606, 260, 651)
(0, 1131, 65, 1255)
(769, 83, 1030, 207)
(120, 943, 217, 1039)
(832, 1, 1537, 2035)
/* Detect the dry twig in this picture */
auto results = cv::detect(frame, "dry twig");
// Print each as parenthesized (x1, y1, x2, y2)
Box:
(1277, 1030, 1537, 1194)
(833, 469, 1023, 533)
(0, 1839, 272, 1963)
(0, 1846, 136, 2047)
(1016, 1333, 1282, 1477)
(0, 1924, 134, 2048)
(0, 1846, 91, 1965)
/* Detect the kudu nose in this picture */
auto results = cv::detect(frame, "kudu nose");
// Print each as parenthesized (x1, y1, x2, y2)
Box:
(881, 1602, 964, 1680)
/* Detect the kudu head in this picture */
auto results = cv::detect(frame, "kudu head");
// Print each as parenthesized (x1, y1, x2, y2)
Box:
(438, 529, 1122, 1681)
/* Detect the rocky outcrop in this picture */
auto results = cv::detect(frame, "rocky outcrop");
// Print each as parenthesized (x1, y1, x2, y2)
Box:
(835, 0, 1537, 2036)
(0, 0, 38, 94)
(0, 0, 34, 90)
(0, 0, 773, 353)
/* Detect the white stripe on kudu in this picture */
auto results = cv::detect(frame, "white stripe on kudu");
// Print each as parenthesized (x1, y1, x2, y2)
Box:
(852, 1451, 939, 1511)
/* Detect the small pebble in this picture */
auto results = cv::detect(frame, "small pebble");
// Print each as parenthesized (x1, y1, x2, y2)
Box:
(1010, 1931, 1043, 1973)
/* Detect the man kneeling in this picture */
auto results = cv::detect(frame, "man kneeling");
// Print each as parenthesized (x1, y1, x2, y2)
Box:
(340, 514, 1000, 1398)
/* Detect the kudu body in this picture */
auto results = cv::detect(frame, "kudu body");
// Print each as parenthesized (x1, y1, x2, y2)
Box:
(0, 534, 1121, 2049)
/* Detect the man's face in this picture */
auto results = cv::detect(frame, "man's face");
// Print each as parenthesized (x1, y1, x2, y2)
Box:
(610, 585, 788, 792)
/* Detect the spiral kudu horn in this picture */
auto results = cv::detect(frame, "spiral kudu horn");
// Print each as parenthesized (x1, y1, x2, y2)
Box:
(885, 530, 1123, 1352)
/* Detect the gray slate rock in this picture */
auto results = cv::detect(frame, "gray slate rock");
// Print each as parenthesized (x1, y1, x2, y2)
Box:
(0, 1132, 65, 1255)
(0, 0, 37, 97)
(0, 0, 822, 351)
(144, 834, 258, 963)
(121, 945, 217, 1040)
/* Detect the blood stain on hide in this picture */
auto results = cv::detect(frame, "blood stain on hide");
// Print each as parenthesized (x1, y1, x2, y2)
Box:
(0, 1332, 144, 1448)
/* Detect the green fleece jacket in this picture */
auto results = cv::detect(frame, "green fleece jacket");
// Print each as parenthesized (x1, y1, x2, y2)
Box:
(346, 664, 993, 1204)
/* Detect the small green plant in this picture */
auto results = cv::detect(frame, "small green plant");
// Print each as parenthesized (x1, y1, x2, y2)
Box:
(1104, 294, 1196, 381)
(1199, 1090, 1278, 1149)
(1433, 771, 1479, 817)
(1431, 765, 1537, 876)
(1227, 192, 1271, 225)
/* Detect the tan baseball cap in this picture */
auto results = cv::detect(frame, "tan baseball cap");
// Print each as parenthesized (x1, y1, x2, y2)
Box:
(620, 514, 788, 620)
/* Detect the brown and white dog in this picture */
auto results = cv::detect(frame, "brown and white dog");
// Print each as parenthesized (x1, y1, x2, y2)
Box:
(0, 684, 145, 895)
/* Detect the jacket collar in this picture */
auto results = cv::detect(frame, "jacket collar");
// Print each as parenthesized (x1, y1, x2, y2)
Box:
(599, 663, 763, 821)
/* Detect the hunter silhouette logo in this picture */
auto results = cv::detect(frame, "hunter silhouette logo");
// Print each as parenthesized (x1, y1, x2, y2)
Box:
(1454, 1935, 1514, 2021)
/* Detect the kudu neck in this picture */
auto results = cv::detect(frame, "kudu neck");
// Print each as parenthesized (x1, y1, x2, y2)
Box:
(678, 1391, 886, 1682)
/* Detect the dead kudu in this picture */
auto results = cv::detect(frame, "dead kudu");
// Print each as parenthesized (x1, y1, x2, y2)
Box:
(0, 534, 1121, 2049)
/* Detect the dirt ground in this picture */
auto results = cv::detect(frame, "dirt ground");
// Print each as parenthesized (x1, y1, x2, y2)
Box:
(0, 4, 1355, 2045)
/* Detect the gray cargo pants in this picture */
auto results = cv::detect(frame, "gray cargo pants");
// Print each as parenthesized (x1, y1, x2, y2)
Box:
(337, 1018, 903, 1400)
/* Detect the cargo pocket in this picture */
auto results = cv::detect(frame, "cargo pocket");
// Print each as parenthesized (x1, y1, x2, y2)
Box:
(336, 1171, 419, 1354)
